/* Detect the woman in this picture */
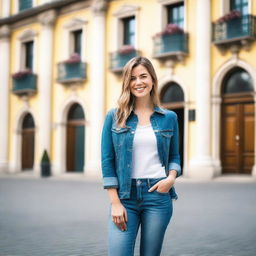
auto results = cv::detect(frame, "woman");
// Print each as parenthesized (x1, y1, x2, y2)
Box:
(101, 57, 181, 256)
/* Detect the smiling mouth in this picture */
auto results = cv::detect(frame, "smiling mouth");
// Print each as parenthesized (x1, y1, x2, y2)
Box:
(135, 87, 146, 91)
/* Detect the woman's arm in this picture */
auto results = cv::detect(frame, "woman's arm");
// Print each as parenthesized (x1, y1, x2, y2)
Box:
(107, 188, 128, 231)
(101, 110, 119, 188)
(168, 114, 181, 177)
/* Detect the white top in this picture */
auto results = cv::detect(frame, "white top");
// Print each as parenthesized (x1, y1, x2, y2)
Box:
(131, 124, 166, 178)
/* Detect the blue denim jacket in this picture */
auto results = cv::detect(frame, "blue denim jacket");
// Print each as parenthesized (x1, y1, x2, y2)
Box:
(101, 106, 181, 200)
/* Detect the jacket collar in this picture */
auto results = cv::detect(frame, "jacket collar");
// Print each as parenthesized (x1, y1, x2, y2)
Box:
(153, 105, 165, 115)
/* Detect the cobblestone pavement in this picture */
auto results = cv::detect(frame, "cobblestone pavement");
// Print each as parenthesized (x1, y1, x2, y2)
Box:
(0, 175, 256, 256)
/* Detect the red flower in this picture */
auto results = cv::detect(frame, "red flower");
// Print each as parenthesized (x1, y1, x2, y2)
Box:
(12, 69, 32, 79)
(64, 53, 81, 64)
(118, 45, 135, 55)
(215, 10, 241, 24)
(153, 23, 184, 38)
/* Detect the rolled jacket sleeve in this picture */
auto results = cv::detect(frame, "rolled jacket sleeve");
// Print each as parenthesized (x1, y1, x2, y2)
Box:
(168, 114, 182, 177)
(101, 109, 119, 189)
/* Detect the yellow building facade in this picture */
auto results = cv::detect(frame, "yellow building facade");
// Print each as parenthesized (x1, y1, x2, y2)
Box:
(0, 0, 255, 179)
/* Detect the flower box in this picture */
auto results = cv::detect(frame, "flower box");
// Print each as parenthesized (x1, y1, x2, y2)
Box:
(110, 47, 139, 73)
(153, 24, 184, 39)
(12, 70, 37, 95)
(215, 10, 241, 24)
(57, 53, 86, 84)
(63, 53, 81, 64)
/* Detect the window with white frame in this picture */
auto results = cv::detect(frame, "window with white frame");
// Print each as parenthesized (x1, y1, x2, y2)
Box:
(17, 29, 37, 73)
(158, 0, 186, 31)
(230, 0, 248, 15)
(166, 2, 184, 28)
(113, 5, 140, 50)
(122, 16, 135, 46)
(23, 41, 34, 70)
(71, 29, 83, 56)
(64, 18, 86, 60)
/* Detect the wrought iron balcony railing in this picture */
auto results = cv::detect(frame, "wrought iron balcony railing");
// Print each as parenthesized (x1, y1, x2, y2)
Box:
(110, 50, 140, 73)
(153, 32, 188, 59)
(57, 62, 86, 84)
(212, 14, 256, 45)
(12, 73, 37, 96)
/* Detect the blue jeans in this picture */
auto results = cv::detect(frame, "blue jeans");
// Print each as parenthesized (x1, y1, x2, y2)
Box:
(108, 178, 173, 256)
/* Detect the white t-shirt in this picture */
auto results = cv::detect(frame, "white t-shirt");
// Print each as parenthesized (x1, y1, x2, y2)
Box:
(131, 124, 166, 178)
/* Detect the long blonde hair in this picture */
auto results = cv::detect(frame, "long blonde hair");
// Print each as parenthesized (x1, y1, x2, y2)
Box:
(116, 57, 160, 127)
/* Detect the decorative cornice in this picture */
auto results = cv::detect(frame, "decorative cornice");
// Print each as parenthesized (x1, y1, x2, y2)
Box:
(64, 18, 87, 30)
(18, 29, 38, 41)
(91, 0, 108, 15)
(38, 9, 57, 26)
(113, 4, 140, 17)
(0, 25, 11, 39)
(158, 0, 183, 5)
(0, 0, 84, 26)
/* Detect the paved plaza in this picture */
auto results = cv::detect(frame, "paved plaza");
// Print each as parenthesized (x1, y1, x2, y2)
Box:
(0, 174, 256, 256)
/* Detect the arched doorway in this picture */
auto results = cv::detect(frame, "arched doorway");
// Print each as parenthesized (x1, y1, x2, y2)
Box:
(221, 67, 254, 174)
(160, 82, 184, 170)
(66, 103, 85, 172)
(21, 113, 35, 170)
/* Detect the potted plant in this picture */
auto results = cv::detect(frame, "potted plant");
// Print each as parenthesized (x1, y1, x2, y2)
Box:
(153, 23, 184, 39)
(118, 45, 136, 55)
(12, 69, 32, 79)
(215, 10, 241, 24)
(64, 53, 81, 64)
(40, 150, 51, 177)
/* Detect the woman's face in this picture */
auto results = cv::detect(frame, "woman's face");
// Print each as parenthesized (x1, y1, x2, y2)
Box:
(129, 64, 153, 99)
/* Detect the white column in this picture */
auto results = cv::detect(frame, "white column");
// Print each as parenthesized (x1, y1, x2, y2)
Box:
(52, 122, 66, 176)
(37, 10, 56, 159)
(2, 0, 11, 18)
(85, 0, 107, 177)
(188, 0, 215, 179)
(0, 25, 10, 172)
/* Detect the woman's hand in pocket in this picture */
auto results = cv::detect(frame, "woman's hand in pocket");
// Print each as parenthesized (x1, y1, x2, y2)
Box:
(148, 176, 175, 193)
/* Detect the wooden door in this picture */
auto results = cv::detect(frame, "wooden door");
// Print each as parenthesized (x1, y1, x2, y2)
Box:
(22, 128, 35, 170)
(221, 102, 254, 174)
(66, 121, 85, 172)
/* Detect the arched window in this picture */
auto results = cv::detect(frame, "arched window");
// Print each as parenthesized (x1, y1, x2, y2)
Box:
(22, 113, 35, 129)
(160, 82, 184, 103)
(222, 68, 253, 94)
(68, 103, 85, 120)
(21, 113, 35, 170)
(66, 103, 85, 172)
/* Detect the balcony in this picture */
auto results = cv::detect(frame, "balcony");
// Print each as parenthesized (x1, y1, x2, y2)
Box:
(57, 62, 86, 84)
(212, 14, 256, 48)
(12, 72, 37, 96)
(110, 47, 140, 73)
(153, 30, 188, 62)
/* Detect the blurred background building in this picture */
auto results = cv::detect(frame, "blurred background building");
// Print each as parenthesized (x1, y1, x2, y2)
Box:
(0, 0, 255, 179)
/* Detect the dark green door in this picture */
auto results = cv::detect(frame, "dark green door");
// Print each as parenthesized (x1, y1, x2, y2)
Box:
(66, 104, 85, 172)
(74, 125, 85, 171)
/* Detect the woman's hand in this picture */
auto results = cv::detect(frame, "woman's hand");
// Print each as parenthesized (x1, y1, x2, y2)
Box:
(148, 175, 176, 193)
(111, 202, 128, 231)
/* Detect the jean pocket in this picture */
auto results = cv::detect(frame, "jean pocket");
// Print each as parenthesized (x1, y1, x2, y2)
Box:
(152, 190, 170, 196)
